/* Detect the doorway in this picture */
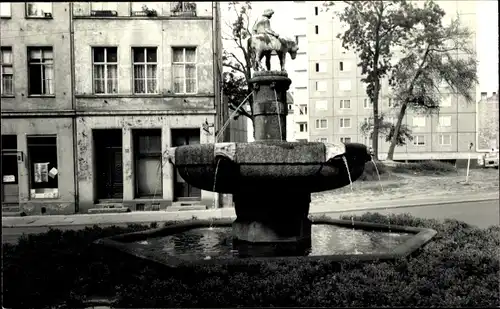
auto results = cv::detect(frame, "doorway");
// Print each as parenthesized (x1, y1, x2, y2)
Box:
(171, 128, 201, 201)
(133, 129, 162, 198)
(93, 129, 123, 201)
(1, 135, 19, 206)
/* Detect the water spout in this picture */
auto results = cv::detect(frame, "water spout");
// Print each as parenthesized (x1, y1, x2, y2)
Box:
(342, 156, 354, 192)
(371, 158, 384, 193)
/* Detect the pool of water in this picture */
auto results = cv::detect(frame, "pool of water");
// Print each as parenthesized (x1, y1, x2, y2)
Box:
(130, 225, 413, 261)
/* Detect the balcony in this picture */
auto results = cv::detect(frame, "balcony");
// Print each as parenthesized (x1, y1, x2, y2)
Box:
(170, 2, 197, 17)
(90, 10, 118, 17)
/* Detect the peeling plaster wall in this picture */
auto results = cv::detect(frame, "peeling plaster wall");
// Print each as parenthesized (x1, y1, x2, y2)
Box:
(0, 3, 73, 111)
(1, 118, 75, 215)
(77, 115, 217, 211)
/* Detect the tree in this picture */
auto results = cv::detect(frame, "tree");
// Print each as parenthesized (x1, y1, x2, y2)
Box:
(386, 1, 478, 160)
(326, 0, 422, 160)
(221, 2, 255, 121)
(360, 115, 414, 147)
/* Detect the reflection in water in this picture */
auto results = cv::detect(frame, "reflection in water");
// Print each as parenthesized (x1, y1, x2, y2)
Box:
(131, 225, 413, 262)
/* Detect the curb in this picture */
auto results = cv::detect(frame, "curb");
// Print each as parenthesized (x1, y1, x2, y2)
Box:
(2, 195, 498, 229)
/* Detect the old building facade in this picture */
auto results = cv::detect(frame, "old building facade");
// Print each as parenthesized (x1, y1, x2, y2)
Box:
(1, 2, 228, 215)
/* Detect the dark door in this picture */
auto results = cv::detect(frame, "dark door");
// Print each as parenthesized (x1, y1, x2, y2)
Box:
(94, 129, 123, 200)
(1, 135, 19, 206)
(171, 128, 201, 201)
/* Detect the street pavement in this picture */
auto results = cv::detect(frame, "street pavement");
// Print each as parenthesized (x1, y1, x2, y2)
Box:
(2, 199, 498, 245)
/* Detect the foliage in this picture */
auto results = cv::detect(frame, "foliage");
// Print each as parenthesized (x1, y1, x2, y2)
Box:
(360, 115, 414, 146)
(392, 160, 457, 175)
(359, 160, 388, 181)
(386, 0, 478, 159)
(3, 214, 499, 308)
(326, 0, 424, 159)
(222, 2, 255, 120)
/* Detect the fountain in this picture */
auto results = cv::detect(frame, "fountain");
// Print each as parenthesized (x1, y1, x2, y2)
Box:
(94, 10, 436, 267)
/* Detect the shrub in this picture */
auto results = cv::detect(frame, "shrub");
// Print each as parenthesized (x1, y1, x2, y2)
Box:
(360, 160, 388, 181)
(392, 160, 456, 175)
(3, 214, 499, 308)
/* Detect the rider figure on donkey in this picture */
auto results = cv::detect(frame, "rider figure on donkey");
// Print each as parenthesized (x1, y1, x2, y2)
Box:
(252, 9, 280, 39)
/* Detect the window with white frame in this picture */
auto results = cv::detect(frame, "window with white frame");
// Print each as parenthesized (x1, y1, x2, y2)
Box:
(172, 47, 197, 94)
(338, 80, 351, 91)
(91, 2, 118, 14)
(0, 2, 11, 17)
(340, 118, 351, 128)
(340, 137, 352, 144)
(440, 95, 452, 107)
(363, 135, 373, 146)
(288, 104, 294, 113)
(438, 116, 451, 127)
(388, 98, 393, 107)
(298, 104, 308, 115)
(363, 117, 373, 125)
(92, 47, 118, 94)
(413, 135, 425, 146)
(26, 2, 52, 18)
(439, 134, 452, 145)
(298, 122, 308, 132)
(340, 99, 350, 109)
(386, 116, 396, 124)
(0, 47, 13, 96)
(412, 116, 426, 127)
(132, 47, 158, 94)
(315, 100, 327, 110)
(315, 81, 326, 92)
(363, 98, 372, 109)
(315, 119, 327, 129)
(339, 61, 351, 72)
(296, 35, 306, 52)
(317, 137, 328, 143)
(28, 47, 54, 95)
(315, 62, 326, 73)
(131, 2, 161, 16)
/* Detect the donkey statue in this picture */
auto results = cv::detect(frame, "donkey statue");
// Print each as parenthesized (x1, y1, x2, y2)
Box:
(247, 34, 299, 72)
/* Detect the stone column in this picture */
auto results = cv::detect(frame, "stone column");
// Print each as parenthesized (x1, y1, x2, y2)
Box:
(249, 71, 291, 142)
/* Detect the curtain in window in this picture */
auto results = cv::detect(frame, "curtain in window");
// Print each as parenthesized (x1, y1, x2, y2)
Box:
(172, 64, 184, 93)
(146, 65, 157, 93)
(94, 64, 105, 93)
(42, 64, 54, 95)
(186, 64, 196, 93)
(107, 65, 118, 93)
(134, 65, 146, 93)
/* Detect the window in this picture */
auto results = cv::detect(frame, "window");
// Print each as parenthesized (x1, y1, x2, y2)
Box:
(131, 2, 161, 16)
(386, 117, 395, 124)
(27, 136, 59, 198)
(298, 104, 308, 115)
(340, 118, 351, 128)
(338, 80, 351, 91)
(0, 2, 11, 17)
(440, 95, 452, 107)
(363, 135, 373, 146)
(340, 137, 352, 144)
(92, 47, 118, 94)
(132, 47, 158, 94)
(412, 116, 426, 127)
(315, 119, 327, 129)
(339, 61, 351, 72)
(413, 135, 425, 146)
(172, 47, 197, 94)
(296, 35, 306, 52)
(314, 6, 318, 15)
(363, 98, 372, 109)
(91, 2, 118, 16)
(288, 104, 294, 113)
(317, 137, 328, 143)
(340, 99, 350, 109)
(28, 47, 54, 96)
(26, 2, 52, 18)
(388, 98, 393, 107)
(319, 44, 328, 55)
(315, 62, 326, 73)
(298, 122, 308, 132)
(439, 134, 452, 145)
(315, 81, 326, 92)
(171, 2, 197, 16)
(438, 116, 451, 127)
(363, 117, 373, 125)
(134, 129, 162, 197)
(315, 100, 327, 110)
(1, 47, 13, 96)
(315, 25, 319, 34)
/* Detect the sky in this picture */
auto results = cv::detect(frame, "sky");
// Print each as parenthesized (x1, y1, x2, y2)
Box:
(222, 1, 499, 97)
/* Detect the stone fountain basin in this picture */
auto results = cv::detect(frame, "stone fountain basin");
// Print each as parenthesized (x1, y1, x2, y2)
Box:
(169, 142, 371, 193)
(94, 216, 437, 268)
